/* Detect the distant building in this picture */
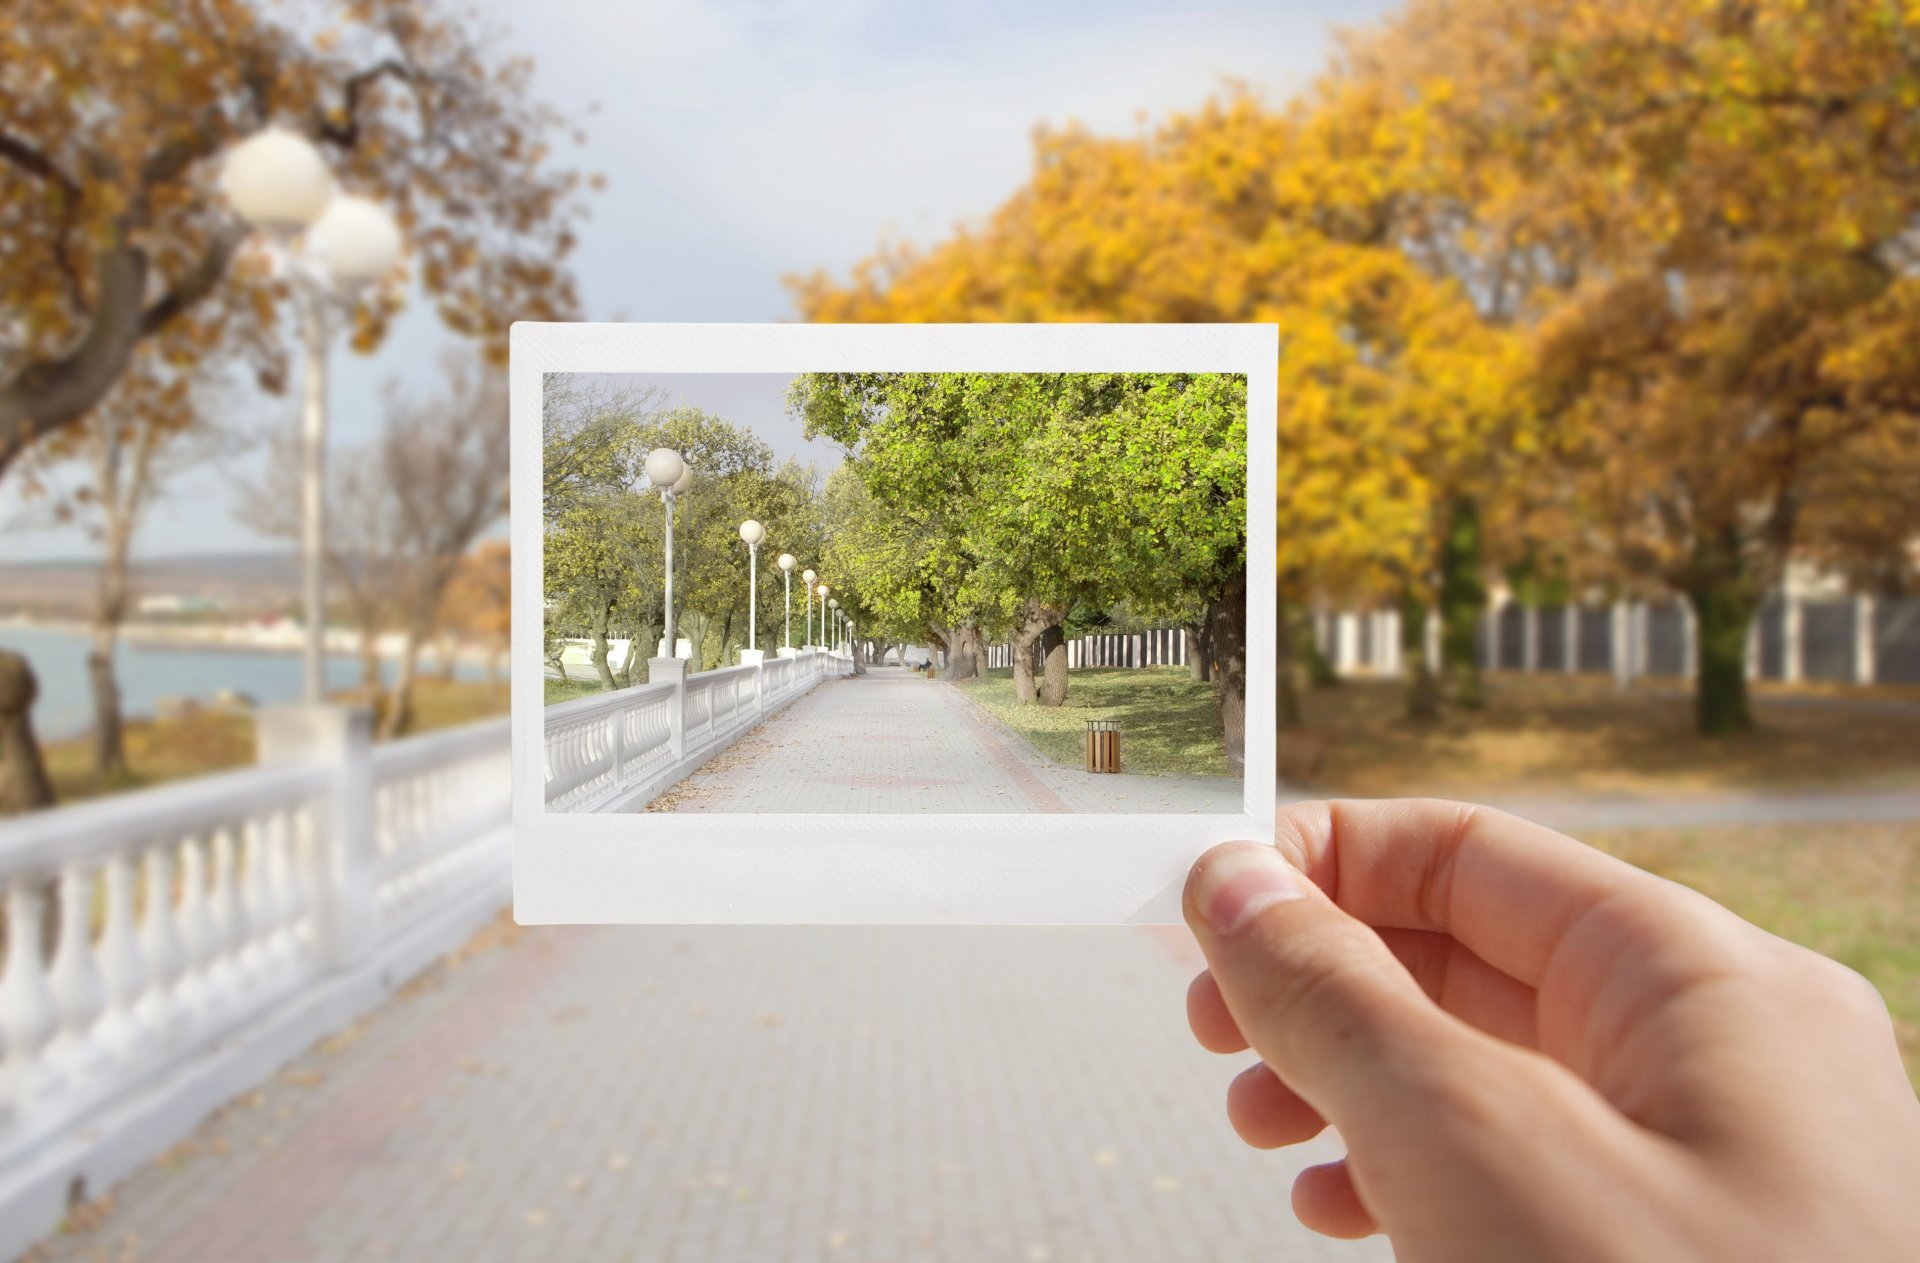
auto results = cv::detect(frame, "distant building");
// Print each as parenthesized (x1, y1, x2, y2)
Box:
(136, 593, 226, 616)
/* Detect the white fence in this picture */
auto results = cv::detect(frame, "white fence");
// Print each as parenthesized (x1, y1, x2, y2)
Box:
(985, 628, 1190, 673)
(0, 708, 511, 1262)
(1314, 593, 1920, 687)
(544, 646, 851, 813)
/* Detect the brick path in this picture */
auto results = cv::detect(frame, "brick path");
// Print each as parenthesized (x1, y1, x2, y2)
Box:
(659, 668, 1241, 814)
(30, 920, 1386, 1263)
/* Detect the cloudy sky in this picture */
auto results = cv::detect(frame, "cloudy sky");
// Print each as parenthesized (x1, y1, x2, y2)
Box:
(5, 0, 1393, 560)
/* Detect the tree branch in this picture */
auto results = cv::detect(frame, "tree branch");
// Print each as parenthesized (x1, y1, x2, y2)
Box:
(316, 58, 418, 148)
(0, 129, 90, 314)
(140, 221, 248, 336)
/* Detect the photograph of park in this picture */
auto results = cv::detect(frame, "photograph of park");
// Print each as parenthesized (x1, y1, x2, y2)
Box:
(541, 369, 1249, 815)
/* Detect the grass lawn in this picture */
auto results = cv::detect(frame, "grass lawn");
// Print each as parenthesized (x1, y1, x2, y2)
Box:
(1302, 674, 1920, 798)
(954, 666, 1231, 778)
(42, 676, 510, 807)
(545, 675, 606, 705)
(1586, 822, 1920, 1090)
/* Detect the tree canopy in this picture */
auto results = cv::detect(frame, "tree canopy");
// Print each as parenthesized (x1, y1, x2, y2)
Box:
(791, 0, 1920, 734)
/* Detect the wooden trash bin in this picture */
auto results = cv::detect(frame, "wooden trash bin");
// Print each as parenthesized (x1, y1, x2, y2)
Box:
(1085, 720, 1121, 773)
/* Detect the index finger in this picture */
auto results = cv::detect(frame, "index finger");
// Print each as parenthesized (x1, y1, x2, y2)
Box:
(1274, 798, 1699, 989)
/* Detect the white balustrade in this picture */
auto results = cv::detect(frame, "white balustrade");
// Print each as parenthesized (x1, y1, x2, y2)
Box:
(544, 647, 839, 812)
(0, 711, 511, 1258)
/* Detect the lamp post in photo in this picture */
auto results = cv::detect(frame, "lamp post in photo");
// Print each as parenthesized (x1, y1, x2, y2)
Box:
(738, 519, 764, 655)
(644, 448, 686, 659)
(802, 569, 817, 646)
(222, 128, 403, 703)
(829, 599, 839, 652)
(777, 553, 796, 650)
(817, 584, 830, 653)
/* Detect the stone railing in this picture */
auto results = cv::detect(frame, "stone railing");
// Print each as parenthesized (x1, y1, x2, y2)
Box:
(0, 707, 510, 1262)
(543, 646, 851, 814)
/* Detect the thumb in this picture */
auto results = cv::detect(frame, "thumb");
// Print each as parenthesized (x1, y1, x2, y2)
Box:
(1184, 841, 1483, 1143)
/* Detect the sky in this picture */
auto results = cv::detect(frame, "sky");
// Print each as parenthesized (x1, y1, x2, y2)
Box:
(567, 373, 841, 469)
(2, 0, 1395, 562)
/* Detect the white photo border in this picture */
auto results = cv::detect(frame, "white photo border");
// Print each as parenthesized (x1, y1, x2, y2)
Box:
(512, 323, 1278, 924)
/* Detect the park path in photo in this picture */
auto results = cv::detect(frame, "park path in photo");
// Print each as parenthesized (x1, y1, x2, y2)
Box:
(27, 918, 1381, 1263)
(652, 665, 1242, 814)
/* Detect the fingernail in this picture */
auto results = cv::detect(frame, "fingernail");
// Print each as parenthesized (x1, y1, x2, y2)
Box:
(1197, 845, 1305, 936)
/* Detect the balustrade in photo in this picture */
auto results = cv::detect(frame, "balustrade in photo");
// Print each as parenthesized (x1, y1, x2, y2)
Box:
(544, 644, 853, 814)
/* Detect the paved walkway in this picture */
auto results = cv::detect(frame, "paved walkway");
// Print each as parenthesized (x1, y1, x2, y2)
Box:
(30, 920, 1383, 1263)
(655, 668, 1241, 814)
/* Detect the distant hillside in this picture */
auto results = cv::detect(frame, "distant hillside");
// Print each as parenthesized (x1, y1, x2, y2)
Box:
(0, 551, 303, 618)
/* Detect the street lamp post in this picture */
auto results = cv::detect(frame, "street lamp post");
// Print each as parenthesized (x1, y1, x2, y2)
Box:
(644, 448, 687, 658)
(817, 584, 830, 653)
(802, 569, 817, 647)
(738, 520, 765, 653)
(223, 128, 402, 704)
(777, 554, 796, 649)
(829, 599, 839, 653)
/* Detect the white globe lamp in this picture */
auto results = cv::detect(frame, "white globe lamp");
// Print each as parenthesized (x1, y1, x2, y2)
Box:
(644, 448, 685, 491)
(307, 194, 402, 288)
(223, 128, 333, 234)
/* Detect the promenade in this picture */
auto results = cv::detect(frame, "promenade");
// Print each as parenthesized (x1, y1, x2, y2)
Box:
(28, 919, 1383, 1263)
(656, 667, 1242, 815)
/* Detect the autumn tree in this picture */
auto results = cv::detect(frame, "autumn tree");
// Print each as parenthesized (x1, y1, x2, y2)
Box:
(791, 95, 1527, 729)
(0, 0, 588, 804)
(1368, 0, 1920, 732)
(11, 357, 230, 778)
(375, 355, 509, 737)
(441, 539, 510, 682)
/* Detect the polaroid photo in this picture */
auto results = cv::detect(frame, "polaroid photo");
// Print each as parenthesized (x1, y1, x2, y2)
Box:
(511, 323, 1277, 923)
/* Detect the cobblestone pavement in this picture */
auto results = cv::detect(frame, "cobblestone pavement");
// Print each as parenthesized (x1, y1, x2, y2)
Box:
(31, 920, 1386, 1263)
(659, 669, 1241, 815)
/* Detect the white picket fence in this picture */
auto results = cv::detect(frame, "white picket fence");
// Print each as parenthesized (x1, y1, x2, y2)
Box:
(985, 628, 1191, 673)
(0, 709, 512, 1262)
(544, 646, 852, 813)
(1313, 592, 1920, 686)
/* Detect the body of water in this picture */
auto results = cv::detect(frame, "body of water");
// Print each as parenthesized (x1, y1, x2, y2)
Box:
(0, 626, 487, 740)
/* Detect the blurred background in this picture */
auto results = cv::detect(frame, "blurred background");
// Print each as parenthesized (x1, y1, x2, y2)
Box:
(0, 1, 1915, 1260)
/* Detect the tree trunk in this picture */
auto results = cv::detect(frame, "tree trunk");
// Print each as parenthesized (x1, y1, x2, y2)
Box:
(1187, 620, 1211, 682)
(852, 638, 868, 675)
(1686, 577, 1758, 736)
(89, 574, 129, 779)
(357, 627, 383, 694)
(1402, 590, 1440, 723)
(1207, 578, 1248, 775)
(1039, 624, 1068, 707)
(0, 650, 56, 815)
(588, 601, 618, 690)
(938, 622, 984, 681)
(381, 627, 425, 740)
(1275, 598, 1303, 729)
(1440, 497, 1487, 710)
(88, 647, 126, 779)
(1008, 602, 1066, 704)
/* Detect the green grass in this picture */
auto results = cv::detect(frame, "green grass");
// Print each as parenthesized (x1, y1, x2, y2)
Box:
(1587, 823, 1920, 1090)
(953, 666, 1232, 778)
(545, 675, 606, 705)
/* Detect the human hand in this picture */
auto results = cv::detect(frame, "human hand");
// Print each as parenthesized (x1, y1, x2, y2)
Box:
(1183, 800, 1920, 1262)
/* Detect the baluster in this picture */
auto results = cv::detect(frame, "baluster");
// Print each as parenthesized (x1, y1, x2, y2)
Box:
(45, 859, 107, 1080)
(173, 833, 217, 1018)
(286, 802, 318, 958)
(264, 808, 299, 970)
(0, 874, 63, 1105)
(239, 816, 277, 981)
(206, 822, 248, 998)
(95, 851, 148, 1056)
(135, 843, 184, 1040)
